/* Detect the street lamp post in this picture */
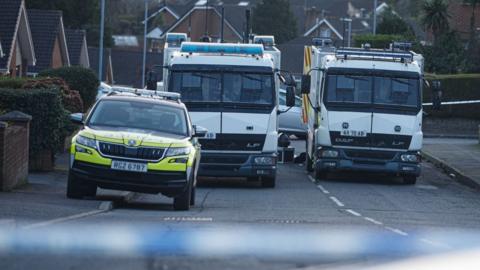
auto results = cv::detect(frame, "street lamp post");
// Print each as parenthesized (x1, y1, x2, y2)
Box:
(98, 0, 106, 81)
(142, 0, 148, 88)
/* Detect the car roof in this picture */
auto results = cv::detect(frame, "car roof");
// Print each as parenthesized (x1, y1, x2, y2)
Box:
(99, 94, 187, 110)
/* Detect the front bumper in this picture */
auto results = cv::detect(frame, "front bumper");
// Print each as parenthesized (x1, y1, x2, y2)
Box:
(71, 161, 188, 196)
(198, 152, 277, 178)
(315, 148, 421, 176)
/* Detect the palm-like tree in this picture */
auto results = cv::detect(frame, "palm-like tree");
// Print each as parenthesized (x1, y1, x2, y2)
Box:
(422, 0, 451, 42)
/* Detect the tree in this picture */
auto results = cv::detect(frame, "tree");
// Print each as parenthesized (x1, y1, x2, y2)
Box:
(463, 0, 480, 72)
(377, 7, 415, 38)
(252, 0, 297, 44)
(421, 0, 450, 42)
(422, 31, 466, 73)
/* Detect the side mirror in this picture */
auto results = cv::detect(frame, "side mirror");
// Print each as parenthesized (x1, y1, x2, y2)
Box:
(70, 113, 84, 125)
(286, 86, 296, 107)
(193, 125, 208, 137)
(301, 75, 311, 94)
(146, 71, 158, 90)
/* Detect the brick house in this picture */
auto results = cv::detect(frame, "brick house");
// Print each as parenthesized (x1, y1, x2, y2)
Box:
(0, 0, 36, 77)
(88, 47, 114, 85)
(27, 9, 70, 76)
(447, 1, 480, 43)
(65, 29, 90, 68)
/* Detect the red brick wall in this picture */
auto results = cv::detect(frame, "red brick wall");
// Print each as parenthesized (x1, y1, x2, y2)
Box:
(52, 36, 64, 68)
(0, 120, 30, 191)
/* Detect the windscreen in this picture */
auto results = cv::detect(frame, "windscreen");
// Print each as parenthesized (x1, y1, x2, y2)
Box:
(170, 71, 274, 106)
(88, 100, 188, 136)
(325, 72, 420, 109)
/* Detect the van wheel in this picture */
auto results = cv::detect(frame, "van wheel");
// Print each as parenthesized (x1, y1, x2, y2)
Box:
(315, 169, 328, 181)
(403, 175, 417, 185)
(261, 176, 276, 188)
(174, 181, 191, 211)
(66, 172, 96, 199)
(306, 141, 314, 172)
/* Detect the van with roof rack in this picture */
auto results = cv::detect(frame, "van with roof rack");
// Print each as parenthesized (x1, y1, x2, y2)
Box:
(301, 40, 424, 184)
(148, 33, 296, 188)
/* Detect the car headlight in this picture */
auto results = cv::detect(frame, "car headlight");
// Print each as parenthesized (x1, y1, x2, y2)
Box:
(254, 156, 275, 165)
(401, 153, 419, 163)
(166, 147, 191, 157)
(76, 135, 97, 149)
(319, 149, 339, 158)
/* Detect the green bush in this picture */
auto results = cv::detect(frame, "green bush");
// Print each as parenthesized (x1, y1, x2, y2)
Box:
(39, 66, 99, 110)
(0, 87, 68, 159)
(423, 75, 480, 119)
(353, 34, 404, 49)
(0, 77, 27, 89)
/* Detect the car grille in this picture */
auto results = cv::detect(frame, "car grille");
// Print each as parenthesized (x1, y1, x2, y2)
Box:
(201, 155, 249, 164)
(199, 134, 266, 151)
(98, 142, 165, 161)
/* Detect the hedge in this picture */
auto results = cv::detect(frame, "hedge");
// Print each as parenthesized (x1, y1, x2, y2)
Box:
(353, 34, 404, 49)
(39, 66, 99, 110)
(423, 75, 480, 119)
(0, 88, 68, 160)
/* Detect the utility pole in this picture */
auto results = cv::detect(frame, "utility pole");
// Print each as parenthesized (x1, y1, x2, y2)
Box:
(141, 0, 148, 88)
(373, 0, 377, 35)
(98, 0, 106, 81)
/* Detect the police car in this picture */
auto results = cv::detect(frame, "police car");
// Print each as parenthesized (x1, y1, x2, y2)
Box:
(67, 89, 205, 211)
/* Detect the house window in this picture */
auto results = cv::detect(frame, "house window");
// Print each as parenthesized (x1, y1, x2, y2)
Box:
(320, 28, 331, 38)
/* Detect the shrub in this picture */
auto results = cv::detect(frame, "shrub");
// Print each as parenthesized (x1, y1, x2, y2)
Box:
(0, 88, 68, 161)
(353, 34, 404, 49)
(39, 66, 99, 110)
(423, 75, 480, 119)
(0, 77, 27, 89)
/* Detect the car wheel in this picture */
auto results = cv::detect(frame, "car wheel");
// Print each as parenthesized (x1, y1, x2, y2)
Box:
(190, 185, 196, 206)
(261, 176, 276, 188)
(66, 172, 96, 199)
(174, 181, 192, 211)
(402, 175, 417, 185)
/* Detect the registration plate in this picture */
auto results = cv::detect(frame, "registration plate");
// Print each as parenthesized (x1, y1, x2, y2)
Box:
(341, 130, 367, 137)
(203, 132, 217, 140)
(111, 160, 147, 172)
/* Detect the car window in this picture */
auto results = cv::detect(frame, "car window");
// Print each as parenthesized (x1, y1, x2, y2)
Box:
(88, 100, 188, 136)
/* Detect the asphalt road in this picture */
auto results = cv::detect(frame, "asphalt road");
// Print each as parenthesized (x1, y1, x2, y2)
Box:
(3, 140, 480, 269)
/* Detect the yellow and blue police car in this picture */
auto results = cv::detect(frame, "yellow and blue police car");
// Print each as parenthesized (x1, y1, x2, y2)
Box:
(68, 90, 204, 211)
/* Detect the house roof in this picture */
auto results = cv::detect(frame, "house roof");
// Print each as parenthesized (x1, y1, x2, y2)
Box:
(277, 36, 313, 75)
(65, 29, 87, 66)
(159, 6, 243, 40)
(0, 38, 3, 58)
(88, 47, 113, 82)
(27, 9, 70, 73)
(303, 18, 344, 39)
(89, 47, 164, 88)
(0, 0, 36, 72)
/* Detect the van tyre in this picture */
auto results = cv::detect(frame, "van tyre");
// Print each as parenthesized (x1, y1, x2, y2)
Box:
(315, 169, 328, 181)
(261, 176, 276, 188)
(190, 185, 196, 206)
(174, 181, 192, 211)
(402, 175, 417, 185)
(306, 141, 314, 172)
(66, 172, 97, 199)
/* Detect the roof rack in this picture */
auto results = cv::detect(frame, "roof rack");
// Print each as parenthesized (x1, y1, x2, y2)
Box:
(336, 48, 413, 62)
(108, 86, 181, 102)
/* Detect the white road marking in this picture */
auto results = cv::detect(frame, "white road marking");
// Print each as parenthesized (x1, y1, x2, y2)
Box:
(345, 209, 361, 217)
(329, 196, 345, 207)
(316, 185, 330, 194)
(420, 238, 451, 249)
(416, 184, 438, 190)
(308, 175, 316, 183)
(364, 217, 383, 225)
(385, 226, 408, 236)
(163, 217, 213, 222)
(22, 209, 107, 230)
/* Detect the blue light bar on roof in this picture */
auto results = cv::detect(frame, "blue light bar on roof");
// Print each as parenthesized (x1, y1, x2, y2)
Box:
(180, 42, 264, 55)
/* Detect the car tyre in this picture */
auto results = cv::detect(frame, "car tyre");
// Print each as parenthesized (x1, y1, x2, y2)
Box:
(190, 185, 196, 206)
(402, 175, 417, 185)
(261, 176, 276, 188)
(66, 172, 96, 199)
(174, 181, 192, 211)
(306, 140, 314, 172)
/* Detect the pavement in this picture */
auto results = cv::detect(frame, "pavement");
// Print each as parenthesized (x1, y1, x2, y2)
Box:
(2, 139, 480, 269)
(423, 138, 480, 189)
